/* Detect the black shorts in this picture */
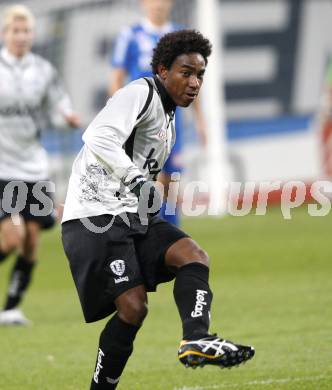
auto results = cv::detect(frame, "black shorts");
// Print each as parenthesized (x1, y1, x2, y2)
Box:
(61, 213, 189, 323)
(0, 180, 56, 230)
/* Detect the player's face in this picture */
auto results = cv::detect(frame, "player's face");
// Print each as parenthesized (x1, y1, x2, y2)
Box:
(142, 0, 173, 26)
(159, 53, 206, 107)
(3, 18, 34, 58)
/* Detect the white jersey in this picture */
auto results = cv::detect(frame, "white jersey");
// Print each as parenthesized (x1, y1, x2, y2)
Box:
(0, 47, 74, 181)
(62, 77, 176, 222)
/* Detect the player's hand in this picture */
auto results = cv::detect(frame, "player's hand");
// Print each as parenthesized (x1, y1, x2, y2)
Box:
(64, 113, 81, 128)
(129, 175, 147, 199)
(129, 175, 162, 216)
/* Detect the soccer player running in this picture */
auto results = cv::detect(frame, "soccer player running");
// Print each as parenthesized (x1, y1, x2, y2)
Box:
(62, 30, 254, 390)
(0, 5, 80, 325)
(110, 0, 207, 226)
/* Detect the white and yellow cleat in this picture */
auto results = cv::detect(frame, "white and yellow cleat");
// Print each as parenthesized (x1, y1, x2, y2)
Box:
(178, 335, 255, 369)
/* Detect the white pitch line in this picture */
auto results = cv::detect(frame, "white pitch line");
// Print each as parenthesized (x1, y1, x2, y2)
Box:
(173, 374, 332, 390)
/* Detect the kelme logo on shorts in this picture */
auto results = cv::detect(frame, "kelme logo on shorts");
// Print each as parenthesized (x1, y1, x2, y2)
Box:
(110, 259, 125, 276)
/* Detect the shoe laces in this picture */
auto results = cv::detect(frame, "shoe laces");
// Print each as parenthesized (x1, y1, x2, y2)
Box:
(190, 335, 239, 356)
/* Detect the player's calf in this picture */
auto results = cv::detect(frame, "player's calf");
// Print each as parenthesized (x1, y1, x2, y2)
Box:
(90, 314, 140, 389)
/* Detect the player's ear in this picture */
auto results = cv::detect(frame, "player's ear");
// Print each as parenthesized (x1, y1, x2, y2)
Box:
(157, 64, 168, 81)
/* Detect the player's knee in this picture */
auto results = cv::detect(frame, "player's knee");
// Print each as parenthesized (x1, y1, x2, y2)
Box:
(0, 217, 26, 253)
(22, 237, 39, 260)
(118, 298, 148, 326)
(189, 245, 209, 268)
(165, 238, 210, 269)
(187, 240, 210, 267)
(197, 247, 209, 267)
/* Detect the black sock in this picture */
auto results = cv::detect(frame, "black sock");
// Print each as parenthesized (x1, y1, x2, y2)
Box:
(4, 255, 35, 310)
(173, 262, 213, 340)
(90, 314, 140, 390)
(0, 250, 9, 264)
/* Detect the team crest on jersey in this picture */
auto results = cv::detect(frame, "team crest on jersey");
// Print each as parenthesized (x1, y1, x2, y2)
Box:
(110, 259, 126, 276)
(158, 128, 167, 141)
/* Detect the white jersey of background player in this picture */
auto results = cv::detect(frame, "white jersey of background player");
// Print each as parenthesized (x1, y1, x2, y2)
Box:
(0, 25, 76, 181)
(0, 4, 80, 326)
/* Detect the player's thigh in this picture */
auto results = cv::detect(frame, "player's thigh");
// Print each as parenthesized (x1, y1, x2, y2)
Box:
(0, 215, 25, 251)
(62, 215, 144, 322)
(22, 220, 41, 259)
(135, 216, 189, 289)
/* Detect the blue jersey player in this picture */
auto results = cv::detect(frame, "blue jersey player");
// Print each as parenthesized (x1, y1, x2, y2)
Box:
(109, 0, 207, 226)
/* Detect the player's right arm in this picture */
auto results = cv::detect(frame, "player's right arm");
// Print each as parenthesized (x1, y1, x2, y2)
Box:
(83, 82, 150, 185)
(43, 60, 81, 128)
(108, 27, 133, 96)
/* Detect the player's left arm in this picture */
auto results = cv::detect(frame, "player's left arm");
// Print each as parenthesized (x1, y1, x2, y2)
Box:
(192, 95, 207, 147)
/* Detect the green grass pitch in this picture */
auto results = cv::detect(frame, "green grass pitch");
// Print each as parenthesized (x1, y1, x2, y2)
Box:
(0, 207, 331, 389)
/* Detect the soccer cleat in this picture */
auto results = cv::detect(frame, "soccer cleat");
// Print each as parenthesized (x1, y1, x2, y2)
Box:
(0, 309, 32, 326)
(178, 335, 255, 369)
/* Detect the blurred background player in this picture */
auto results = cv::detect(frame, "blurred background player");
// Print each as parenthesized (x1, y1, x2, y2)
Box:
(318, 55, 332, 177)
(109, 0, 207, 226)
(0, 4, 80, 325)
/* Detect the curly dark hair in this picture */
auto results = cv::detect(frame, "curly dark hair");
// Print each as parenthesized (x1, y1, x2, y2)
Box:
(151, 29, 212, 74)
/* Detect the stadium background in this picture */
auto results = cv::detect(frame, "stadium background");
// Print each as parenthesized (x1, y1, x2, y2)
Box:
(0, 1, 332, 390)
(1, 0, 331, 203)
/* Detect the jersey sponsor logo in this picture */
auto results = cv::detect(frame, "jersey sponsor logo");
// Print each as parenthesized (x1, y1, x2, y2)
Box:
(0, 105, 39, 117)
(143, 148, 161, 180)
(191, 289, 208, 318)
(93, 348, 105, 384)
(110, 259, 126, 276)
